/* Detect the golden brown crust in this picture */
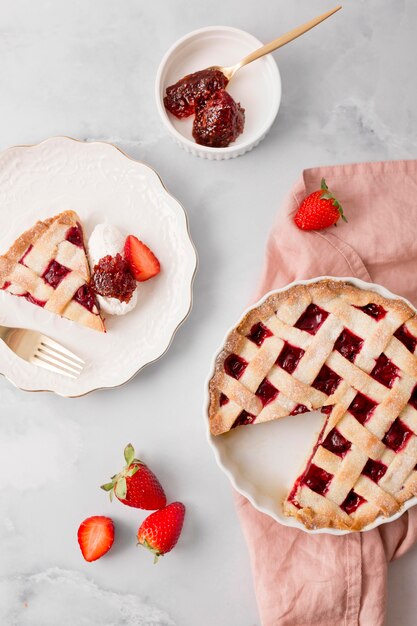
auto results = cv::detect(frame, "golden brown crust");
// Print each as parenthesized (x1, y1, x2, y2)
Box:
(207, 278, 417, 531)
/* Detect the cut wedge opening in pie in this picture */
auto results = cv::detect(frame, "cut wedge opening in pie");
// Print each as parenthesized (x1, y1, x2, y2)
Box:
(208, 280, 417, 530)
(0, 211, 105, 332)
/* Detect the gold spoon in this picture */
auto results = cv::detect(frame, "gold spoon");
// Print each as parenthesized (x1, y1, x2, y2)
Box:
(210, 6, 342, 82)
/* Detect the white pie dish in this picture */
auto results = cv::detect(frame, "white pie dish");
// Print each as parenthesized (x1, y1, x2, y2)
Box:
(0, 137, 197, 397)
(205, 276, 417, 535)
(155, 26, 281, 160)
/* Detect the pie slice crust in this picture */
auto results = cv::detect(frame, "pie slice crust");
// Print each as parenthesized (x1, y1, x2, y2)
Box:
(0, 210, 105, 332)
(208, 279, 417, 530)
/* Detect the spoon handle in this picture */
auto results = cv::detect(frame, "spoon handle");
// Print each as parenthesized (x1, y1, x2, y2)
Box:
(235, 6, 342, 72)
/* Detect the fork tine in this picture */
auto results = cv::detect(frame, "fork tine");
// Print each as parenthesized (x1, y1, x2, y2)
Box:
(39, 341, 84, 371)
(39, 335, 85, 365)
(36, 346, 83, 375)
(31, 353, 79, 379)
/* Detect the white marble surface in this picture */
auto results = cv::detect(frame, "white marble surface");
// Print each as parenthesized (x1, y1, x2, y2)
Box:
(1, 1, 416, 624)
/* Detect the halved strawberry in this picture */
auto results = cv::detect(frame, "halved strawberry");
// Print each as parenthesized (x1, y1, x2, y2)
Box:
(124, 235, 160, 282)
(77, 516, 114, 562)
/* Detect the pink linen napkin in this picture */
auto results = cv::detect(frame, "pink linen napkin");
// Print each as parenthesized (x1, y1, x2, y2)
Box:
(235, 160, 417, 626)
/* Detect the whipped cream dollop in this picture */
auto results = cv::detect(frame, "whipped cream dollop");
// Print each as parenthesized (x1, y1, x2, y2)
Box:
(88, 223, 138, 316)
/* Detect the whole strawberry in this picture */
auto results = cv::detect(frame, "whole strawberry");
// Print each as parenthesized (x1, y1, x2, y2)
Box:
(137, 502, 186, 563)
(101, 443, 166, 510)
(294, 178, 347, 231)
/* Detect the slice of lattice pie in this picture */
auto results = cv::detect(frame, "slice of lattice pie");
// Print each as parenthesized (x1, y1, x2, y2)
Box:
(208, 280, 417, 530)
(0, 210, 104, 332)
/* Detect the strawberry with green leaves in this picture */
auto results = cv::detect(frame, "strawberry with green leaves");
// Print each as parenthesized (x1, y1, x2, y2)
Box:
(137, 501, 186, 563)
(294, 178, 347, 231)
(101, 443, 166, 510)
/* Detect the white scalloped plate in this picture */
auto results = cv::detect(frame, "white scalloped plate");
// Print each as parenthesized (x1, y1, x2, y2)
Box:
(205, 276, 417, 535)
(0, 137, 197, 396)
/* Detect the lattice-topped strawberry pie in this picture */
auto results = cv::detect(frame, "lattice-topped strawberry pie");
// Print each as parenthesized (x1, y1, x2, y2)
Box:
(208, 280, 417, 530)
(0, 211, 105, 332)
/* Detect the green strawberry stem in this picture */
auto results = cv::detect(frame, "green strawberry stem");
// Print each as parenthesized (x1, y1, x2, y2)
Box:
(320, 177, 348, 223)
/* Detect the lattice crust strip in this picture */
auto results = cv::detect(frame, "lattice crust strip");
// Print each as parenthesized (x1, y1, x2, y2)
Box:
(208, 280, 417, 530)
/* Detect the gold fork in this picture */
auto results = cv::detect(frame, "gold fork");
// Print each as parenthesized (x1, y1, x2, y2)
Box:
(0, 325, 85, 379)
(210, 6, 342, 82)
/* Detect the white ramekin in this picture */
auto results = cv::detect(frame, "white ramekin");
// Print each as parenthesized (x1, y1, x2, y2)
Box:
(155, 26, 281, 160)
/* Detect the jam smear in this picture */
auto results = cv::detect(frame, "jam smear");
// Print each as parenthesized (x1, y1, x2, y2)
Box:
(219, 393, 229, 406)
(394, 324, 417, 354)
(356, 303, 387, 321)
(312, 364, 341, 396)
(73, 284, 97, 313)
(91, 254, 136, 303)
(164, 68, 229, 119)
(334, 329, 364, 363)
(224, 354, 248, 380)
(370, 354, 400, 388)
(362, 459, 387, 483)
(192, 89, 245, 148)
(231, 410, 256, 429)
(294, 304, 329, 335)
(66, 224, 84, 248)
(348, 392, 377, 425)
(24, 293, 46, 308)
(19, 244, 33, 266)
(247, 322, 273, 347)
(290, 404, 309, 415)
(321, 429, 351, 457)
(255, 379, 279, 407)
(42, 260, 70, 288)
(302, 464, 333, 496)
(341, 490, 366, 515)
(276, 342, 305, 374)
(409, 384, 417, 410)
(383, 419, 413, 452)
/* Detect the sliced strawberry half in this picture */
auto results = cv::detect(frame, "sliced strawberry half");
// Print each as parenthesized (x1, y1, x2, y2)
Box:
(124, 235, 160, 282)
(77, 515, 115, 562)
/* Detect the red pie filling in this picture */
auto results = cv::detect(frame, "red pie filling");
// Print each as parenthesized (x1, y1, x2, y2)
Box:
(341, 490, 366, 515)
(394, 324, 417, 353)
(383, 419, 413, 452)
(42, 260, 70, 288)
(192, 89, 245, 148)
(247, 322, 273, 346)
(312, 364, 341, 396)
(276, 342, 305, 374)
(409, 384, 417, 410)
(66, 224, 84, 248)
(164, 68, 229, 119)
(73, 284, 97, 313)
(370, 354, 400, 388)
(219, 393, 229, 406)
(24, 293, 46, 308)
(224, 354, 248, 380)
(255, 379, 279, 406)
(290, 404, 309, 415)
(362, 459, 387, 483)
(302, 464, 333, 496)
(321, 429, 351, 457)
(91, 254, 136, 303)
(231, 410, 256, 429)
(334, 329, 364, 363)
(294, 304, 329, 335)
(18, 244, 33, 266)
(348, 392, 377, 424)
(356, 303, 387, 321)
